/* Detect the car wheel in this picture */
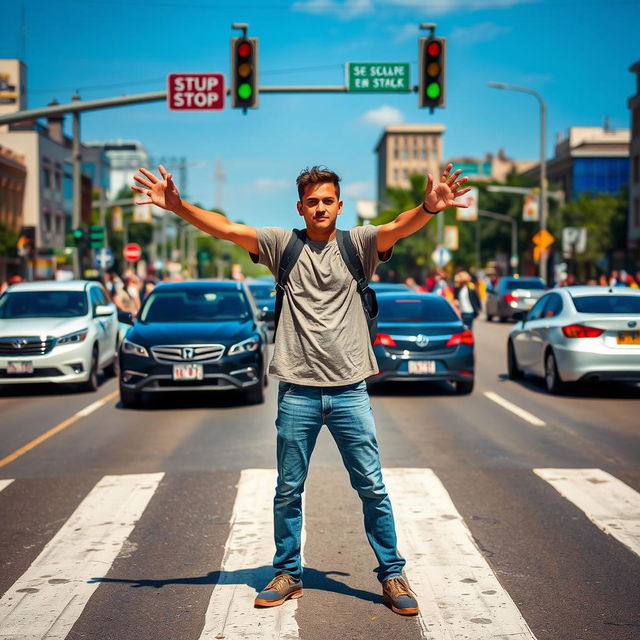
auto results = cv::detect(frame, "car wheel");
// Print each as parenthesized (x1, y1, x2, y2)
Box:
(507, 340, 524, 380)
(544, 350, 564, 394)
(498, 315, 507, 323)
(245, 376, 265, 404)
(455, 377, 474, 394)
(486, 313, 493, 322)
(80, 347, 99, 392)
(119, 383, 140, 408)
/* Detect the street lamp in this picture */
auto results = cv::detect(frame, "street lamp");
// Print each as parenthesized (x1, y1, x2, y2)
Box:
(488, 81, 548, 283)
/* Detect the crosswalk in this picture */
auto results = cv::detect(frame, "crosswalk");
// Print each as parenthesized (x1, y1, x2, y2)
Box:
(0, 467, 638, 640)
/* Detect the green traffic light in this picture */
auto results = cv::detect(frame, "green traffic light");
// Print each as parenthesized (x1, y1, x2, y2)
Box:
(238, 83, 252, 100)
(426, 83, 441, 99)
(72, 228, 83, 239)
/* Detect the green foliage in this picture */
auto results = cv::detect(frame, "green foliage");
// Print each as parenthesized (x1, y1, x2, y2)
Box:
(0, 223, 18, 256)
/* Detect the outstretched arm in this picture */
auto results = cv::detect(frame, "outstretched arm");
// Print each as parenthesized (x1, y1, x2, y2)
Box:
(376, 163, 470, 253)
(131, 165, 258, 254)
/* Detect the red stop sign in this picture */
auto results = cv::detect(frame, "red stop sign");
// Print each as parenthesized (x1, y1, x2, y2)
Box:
(123, 243, 142, 262)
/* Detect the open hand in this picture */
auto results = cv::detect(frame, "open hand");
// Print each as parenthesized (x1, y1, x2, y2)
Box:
(423, 163, 471, 213)
(132, 165, 181, 212)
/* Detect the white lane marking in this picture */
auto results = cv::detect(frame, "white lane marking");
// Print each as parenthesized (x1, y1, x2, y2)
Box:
(0, 479, 13, 493)
(75, 394, 114, 418)
(0, 472, 164, 639)
(535, 468, 640, 557)
(385, 468, 537, 639)
(483, 391, 546, 427)
(199, 469, 303, 640)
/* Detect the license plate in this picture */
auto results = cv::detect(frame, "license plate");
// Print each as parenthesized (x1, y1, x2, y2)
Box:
(7, 360, 34, 374)
(617, 331, 640, 345)
(408, 360, 436, 374)
(172, 364, 204, 380)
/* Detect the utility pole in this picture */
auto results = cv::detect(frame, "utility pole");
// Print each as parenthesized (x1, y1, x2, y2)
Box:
(71, 92, 82, 277)
(215, 158, 225, 211)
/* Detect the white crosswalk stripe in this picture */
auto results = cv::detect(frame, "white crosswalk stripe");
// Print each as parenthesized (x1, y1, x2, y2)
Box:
(385, 468, 538, 640)
(1, 467, 637, 639)
(198, 468, 304, 640)
(0, 473, 164, 640)
(0, 479, 13, 493)
(534, 468, 640, 557)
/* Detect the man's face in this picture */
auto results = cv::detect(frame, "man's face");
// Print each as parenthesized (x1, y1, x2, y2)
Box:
(297, 182, 342, 233)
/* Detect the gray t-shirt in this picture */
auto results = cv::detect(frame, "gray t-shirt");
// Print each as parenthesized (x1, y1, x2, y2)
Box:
(251, 224, 392, 386)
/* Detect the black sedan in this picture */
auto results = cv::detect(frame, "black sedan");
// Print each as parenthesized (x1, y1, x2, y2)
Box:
(118, 280, 268, 407)
(246, 279, 276, 341)
(368, 292, 475, 394)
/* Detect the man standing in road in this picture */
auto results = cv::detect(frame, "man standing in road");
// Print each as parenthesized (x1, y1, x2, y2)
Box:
(132, 163, 469, 616)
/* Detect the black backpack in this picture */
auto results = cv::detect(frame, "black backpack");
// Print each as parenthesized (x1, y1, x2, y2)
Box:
(273, 228, 379, 344)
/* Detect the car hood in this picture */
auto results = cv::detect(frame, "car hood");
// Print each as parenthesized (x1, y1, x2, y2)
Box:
(128, 320, 256, 345)
(0, 316, 89, 338)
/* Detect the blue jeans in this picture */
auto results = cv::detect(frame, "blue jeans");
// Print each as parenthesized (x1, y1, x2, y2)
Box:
(273, 379, 406, 583)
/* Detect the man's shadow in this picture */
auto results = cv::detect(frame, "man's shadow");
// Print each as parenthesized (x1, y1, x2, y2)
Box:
(89, 565, 383, 605)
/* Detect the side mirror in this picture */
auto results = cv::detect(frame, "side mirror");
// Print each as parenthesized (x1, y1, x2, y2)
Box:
(94, 304, 113, 317)
(118, 311, 134, 325)
(260, 306, 274, 322)
(512, 310, 527, 323)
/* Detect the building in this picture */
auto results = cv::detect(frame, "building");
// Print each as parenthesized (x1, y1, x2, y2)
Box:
(85, 140, 148, 200)
(0, 143, 26, 281)
(628, 60, 640, 249)
(375, 124, 444, 205)
(0, 59, 93, 251)
(522, 125, 630, 201)
(445, 149, 536, 183)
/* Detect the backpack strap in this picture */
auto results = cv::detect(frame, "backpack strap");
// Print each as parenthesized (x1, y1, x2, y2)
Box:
(335, 229, 369, 295)
(273, 228, 306, 338)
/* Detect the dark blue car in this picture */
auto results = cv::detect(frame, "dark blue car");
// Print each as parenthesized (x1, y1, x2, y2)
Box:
(118, 280, 268, 407)
(369, 292, 475, 394)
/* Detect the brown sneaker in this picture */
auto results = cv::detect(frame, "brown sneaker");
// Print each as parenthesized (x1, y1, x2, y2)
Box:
(382, 576, 419, 616)
(254, 574, 303, 607)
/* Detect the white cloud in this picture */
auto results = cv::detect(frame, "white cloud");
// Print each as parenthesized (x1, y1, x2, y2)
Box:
(253, 178, 290, 191)
(342, 181, 375, 199)
(451, 22, 511, 45)
(391, 22, 419, 44)
(292, 0, 373, 18)
(360, 105, 404, 127)
(384, 0, 535, 15)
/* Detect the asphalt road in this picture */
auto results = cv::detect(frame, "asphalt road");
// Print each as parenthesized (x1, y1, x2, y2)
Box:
(0, 319, 638, 640)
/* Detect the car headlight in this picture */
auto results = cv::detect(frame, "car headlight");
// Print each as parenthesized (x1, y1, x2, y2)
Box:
(56, 328, 88, 345)
(228, 337, 260, 356)
(122, 339, 150, 358)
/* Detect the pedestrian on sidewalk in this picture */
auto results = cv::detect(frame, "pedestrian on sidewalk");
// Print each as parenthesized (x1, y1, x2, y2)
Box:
(131, 162, 470, 616)
(453, 271, 482, 330)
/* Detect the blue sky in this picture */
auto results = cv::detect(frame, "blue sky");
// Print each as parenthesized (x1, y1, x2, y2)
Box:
(2, 0, 638, 229)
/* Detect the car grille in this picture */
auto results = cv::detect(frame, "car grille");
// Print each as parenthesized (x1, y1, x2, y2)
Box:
(150, 344, 225, 363)
(0, 336, 55, 356)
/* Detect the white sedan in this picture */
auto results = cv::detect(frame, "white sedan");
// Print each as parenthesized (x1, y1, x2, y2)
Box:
(507, 286, 640, 393)
(0, 280, 119, 391)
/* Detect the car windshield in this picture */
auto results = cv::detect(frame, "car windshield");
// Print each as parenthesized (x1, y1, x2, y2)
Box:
(248, 284, 275, 299)
(379, 297, 459, 323)
(140, 290, 250, 323)
(572, 295, 640, 314)
(0, 291, 88, 318)
(505, 279, 546, 290)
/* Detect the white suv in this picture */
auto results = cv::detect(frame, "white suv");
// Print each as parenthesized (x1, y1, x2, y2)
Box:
(0, 280, 119, 391)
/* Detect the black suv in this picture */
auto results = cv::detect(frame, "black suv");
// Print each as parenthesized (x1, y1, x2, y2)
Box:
(118, 280, 268, 407)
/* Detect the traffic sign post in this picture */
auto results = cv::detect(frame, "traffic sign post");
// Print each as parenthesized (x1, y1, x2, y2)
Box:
(346, 63, 410, 92)
(124, 243, 142, 263)
(167, 73, 225, 111)
(95, 247, 114, 270)
(431, 245, 451, 267)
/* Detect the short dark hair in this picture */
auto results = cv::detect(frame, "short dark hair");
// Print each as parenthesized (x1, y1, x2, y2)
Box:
(296, 166, 341, 201)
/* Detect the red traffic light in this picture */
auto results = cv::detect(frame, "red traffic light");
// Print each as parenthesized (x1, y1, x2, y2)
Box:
(427, 41, 441, 57)
(238, 42, 252, 57)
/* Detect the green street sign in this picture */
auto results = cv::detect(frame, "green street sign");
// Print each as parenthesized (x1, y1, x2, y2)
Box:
(346, 63, 411, 92)
(88, 225, 106, 249)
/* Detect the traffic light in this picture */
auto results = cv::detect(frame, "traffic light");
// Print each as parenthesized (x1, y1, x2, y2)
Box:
(88, 225, 106, 249)
(231, 37, 259, 109)
(72, 227, 86, 246)
(419, 37, 446, 109)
